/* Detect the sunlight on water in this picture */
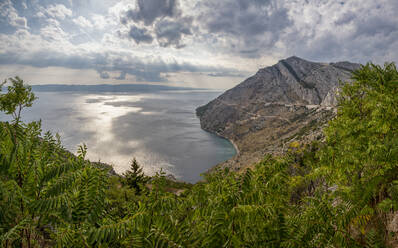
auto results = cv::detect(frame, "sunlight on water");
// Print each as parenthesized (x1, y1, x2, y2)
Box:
(76, 95, 148, 173)
(0, 91, 236, 182)
(69, 94, 177, 177)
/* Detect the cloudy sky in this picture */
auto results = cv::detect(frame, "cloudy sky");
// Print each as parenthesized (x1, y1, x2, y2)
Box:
(0, 0, 397, 89)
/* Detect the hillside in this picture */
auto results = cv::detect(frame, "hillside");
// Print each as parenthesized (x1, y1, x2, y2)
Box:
(2, 63, 398, 247)
(197, 56, 361, 171)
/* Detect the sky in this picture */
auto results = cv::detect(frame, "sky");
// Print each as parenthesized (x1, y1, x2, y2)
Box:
(0, 0, 397, 89)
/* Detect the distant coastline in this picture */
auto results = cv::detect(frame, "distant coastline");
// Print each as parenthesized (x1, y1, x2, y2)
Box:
(31, 84, 208, 93)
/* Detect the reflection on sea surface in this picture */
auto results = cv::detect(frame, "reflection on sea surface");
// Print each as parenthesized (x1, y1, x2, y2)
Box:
(0, 90, 236, 183)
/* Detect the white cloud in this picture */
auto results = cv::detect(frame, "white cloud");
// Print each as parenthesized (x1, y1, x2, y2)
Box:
(40, 19, 69, 43)
(9, 15, 28, 29)
(73, 16, 93, 28)
(41, 4, 73, 20)
(90, 14, 108, 29)
(0, 0, 28, 29)
(0, 21, 240, 86)
(35, 11, 45, 18)
(0, 0, 397, 89)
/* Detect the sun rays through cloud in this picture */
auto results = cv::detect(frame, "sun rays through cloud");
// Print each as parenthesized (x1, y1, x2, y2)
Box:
(0, 0, 397, 89)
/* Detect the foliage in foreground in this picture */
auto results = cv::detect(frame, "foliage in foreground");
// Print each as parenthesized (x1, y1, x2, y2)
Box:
(0, 63, 398, 247)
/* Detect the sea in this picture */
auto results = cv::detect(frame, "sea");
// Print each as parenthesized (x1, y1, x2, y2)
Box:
(0, 87, 236, 183)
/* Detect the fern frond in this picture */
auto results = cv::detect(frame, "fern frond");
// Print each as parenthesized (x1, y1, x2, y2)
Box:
(32, 193, 70, 213)
(0, 218, 30, 246)
(87, 219, 130, 245)
(43, 169, 81, 197)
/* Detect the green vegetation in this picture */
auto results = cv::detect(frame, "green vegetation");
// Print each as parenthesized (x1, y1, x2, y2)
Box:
(1, 63, 398, 247)
(122, 158, 147, 195)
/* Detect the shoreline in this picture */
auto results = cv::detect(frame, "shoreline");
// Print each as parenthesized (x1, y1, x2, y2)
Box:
(217, 132, 240, 156)
(199, 126, 240, 157)
(201, 129, 240, 176)
(200, 127, 240, 157)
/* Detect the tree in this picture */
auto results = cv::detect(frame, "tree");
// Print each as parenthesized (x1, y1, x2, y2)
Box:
(0, 77, 109, 247)
(0, 76, 36, 124)
(123, 158, 146, 194)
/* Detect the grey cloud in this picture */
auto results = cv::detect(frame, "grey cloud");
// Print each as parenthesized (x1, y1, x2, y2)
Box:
(202, 0, 275, 35)
(197, 0, 291, 57)
(155, 17, 192, 48)
(120, 0, 192, 48)
(116, 0, 398, 63)
(334, 11, 356, 26)
(354, 16, 397, 37)
(1, 0, 397, 86)
(128, 25, 154, 44)
(207, 71, 247, 78)
(0, 48, 244, 82)
(194, 0, 398, 64)
(239, 48, 259, 55)
(115, 71, 126, 80)
(0, 50, 98, 70)
(98, 56, 247, 82)
(284, 1, 398, 64)
(123, 0, 180, 26)
(99, 71, 110, 79)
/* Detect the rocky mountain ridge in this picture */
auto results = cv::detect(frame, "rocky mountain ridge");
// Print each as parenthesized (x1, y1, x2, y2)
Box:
(197, 56, 361, 171)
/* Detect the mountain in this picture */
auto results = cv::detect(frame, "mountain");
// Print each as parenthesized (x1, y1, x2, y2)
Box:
(197, 56, 361, 171)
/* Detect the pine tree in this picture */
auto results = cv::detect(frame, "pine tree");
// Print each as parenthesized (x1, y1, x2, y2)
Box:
(123, 158, 146, 194)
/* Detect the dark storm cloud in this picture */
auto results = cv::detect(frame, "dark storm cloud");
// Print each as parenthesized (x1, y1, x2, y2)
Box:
(117, 0, 398, 64)
(155, 17, 192, 48)
(128, 25, 154, 44)
(201, 0, 275, 34)
(195, 0, 292, 57)
(123, 0, 180, 26)
(121, 0, 193, 48)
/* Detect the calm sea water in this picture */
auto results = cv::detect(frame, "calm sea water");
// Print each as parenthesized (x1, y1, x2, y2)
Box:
(0, 90, 236, 183)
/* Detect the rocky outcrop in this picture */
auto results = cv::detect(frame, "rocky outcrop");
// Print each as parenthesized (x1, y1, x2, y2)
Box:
(197, 56, 361, 171)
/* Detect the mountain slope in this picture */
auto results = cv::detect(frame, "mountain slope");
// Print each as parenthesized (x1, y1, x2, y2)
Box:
(197, 56, 361, 171)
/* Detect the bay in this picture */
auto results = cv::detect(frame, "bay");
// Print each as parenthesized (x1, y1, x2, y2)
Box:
(0, 89, 236, 183)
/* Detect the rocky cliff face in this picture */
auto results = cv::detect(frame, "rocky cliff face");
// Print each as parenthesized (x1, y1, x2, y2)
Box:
(197, 56, 361, 171)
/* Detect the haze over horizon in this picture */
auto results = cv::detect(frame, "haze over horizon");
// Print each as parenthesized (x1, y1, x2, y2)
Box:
(0, 0, 397, 89)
